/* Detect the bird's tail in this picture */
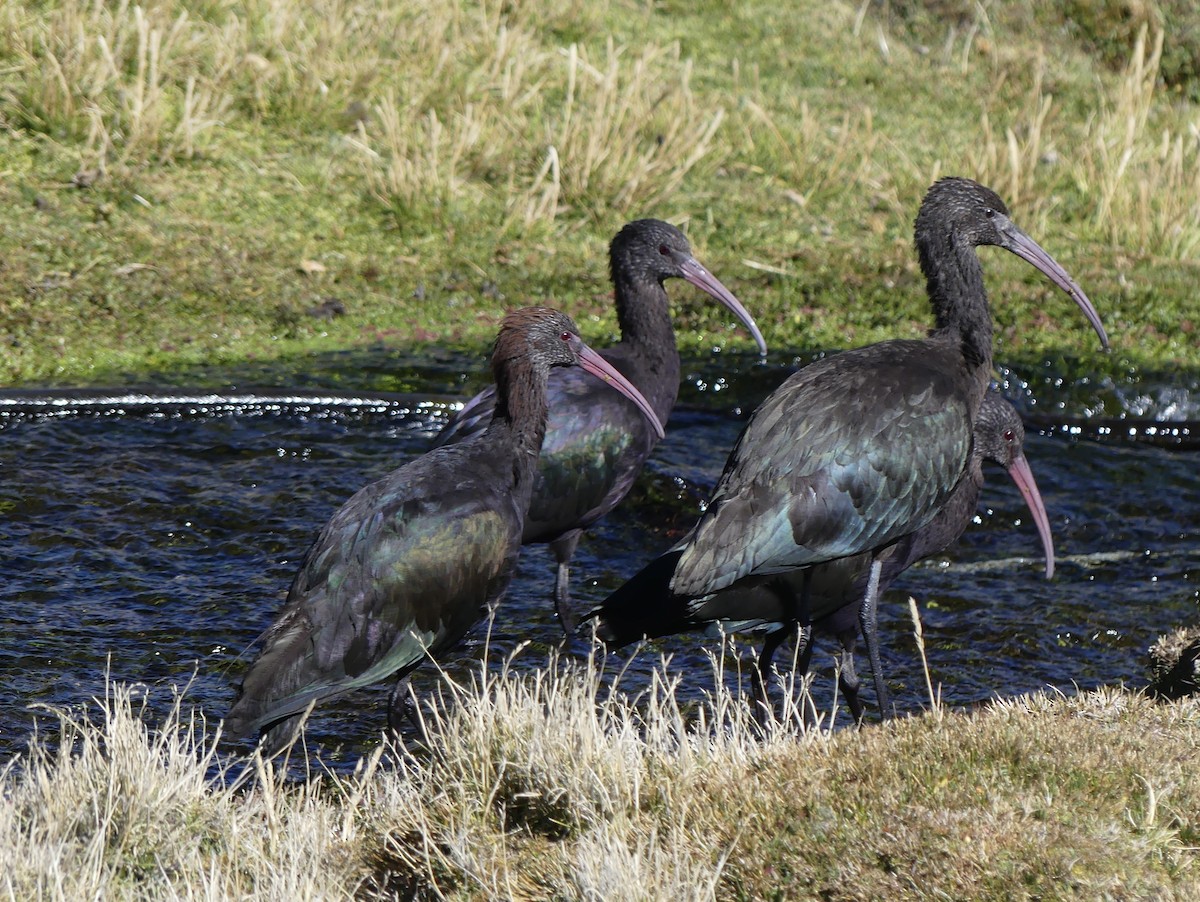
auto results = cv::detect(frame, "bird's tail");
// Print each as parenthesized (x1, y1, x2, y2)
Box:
(584, 549, 701, 647)
(223, 606, 322, 744)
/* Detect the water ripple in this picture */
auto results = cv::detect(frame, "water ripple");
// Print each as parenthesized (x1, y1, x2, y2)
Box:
(0, 352, 1195, 770)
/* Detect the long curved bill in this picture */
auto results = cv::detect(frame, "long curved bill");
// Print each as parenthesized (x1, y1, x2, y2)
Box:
(1005, 451, 1055, 579)
(1000, 222, 1109, 350)
(676, 256, 769, 357)
(576, 344, 666, 439)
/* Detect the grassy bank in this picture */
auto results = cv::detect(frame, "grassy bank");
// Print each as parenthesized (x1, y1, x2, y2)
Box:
(2, 0, 1199, 385)
(3, 651, 1198, 900)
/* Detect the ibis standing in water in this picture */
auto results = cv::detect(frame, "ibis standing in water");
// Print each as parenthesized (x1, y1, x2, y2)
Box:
(433, 220, 767, 629)
(224, 307, 664, 752)
(593, 392, 1053, 722)
(595, 178, 1107, 719)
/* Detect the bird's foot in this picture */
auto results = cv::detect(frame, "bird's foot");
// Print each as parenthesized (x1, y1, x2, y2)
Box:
(554, 591, 578, 636)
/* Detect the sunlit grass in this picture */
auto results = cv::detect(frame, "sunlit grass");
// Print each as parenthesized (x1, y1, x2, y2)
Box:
(3, 647, 1200, 900)
(1081, 27, 1200, 258)
(1, 0, 1199, 377)
(967, 23, 1200, 259)
(352, 31, 727, 229)
(2, 3, 1198, 895)
(2, 0, 231, 171)
(0, 680, 360, 898)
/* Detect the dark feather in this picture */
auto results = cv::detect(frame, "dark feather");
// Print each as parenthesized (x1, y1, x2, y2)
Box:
(225, 306, 662, 751)
(432, 220, 764, 617)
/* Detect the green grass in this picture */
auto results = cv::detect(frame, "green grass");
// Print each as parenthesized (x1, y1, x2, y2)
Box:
(2, 0, 1199, 385)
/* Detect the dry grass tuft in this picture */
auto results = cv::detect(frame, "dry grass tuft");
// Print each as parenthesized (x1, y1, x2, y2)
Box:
(1, 0, 232, 171)
(1077, 26, 1200, 257)
(356, 646, 796, 898)
(732, 95, 888, 215)
(4, 650, 1200, 899)
(2, 0, 725, 228)
(0, 0, 725, 228)
(969, 52, 1056, 215)
(0, 679, 363, 899)
(354, 28, 725, 229)
(970, 24, 1200, 257)
(524, 40, 727, 223)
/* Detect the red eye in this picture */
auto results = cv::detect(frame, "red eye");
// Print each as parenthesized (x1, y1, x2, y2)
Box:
(1003, 429, 1015, 442)
(560, 331, 572, 341)
(658, 245, 671, 256)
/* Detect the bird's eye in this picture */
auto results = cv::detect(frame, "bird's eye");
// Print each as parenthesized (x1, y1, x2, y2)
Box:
(560, 331, 572, 342)
(1003, 429, 1015, 442)
(984, 208, 996, 219)
(658, 244, 671, 256)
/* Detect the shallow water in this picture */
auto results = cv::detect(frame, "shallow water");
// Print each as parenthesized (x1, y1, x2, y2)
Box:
(0, 349, 1196, 769)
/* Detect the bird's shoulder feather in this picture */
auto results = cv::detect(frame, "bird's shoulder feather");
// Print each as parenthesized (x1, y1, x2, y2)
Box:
(673, 340, 974, 595)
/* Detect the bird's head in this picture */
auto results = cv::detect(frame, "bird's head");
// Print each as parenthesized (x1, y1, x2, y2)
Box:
(915, 177, 1108, 350)
(611, 219, 695, 285)
(494, 306, 585, 371)
(915, 177, 1012, 249)
(492, 306, 665, 438)
(975, 391, 1055, 579)
(609, 219, 768, 355)
(975, 391, 1025, 470)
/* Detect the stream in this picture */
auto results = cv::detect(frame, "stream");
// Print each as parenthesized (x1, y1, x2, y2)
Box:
(0, 348, 1196, 769)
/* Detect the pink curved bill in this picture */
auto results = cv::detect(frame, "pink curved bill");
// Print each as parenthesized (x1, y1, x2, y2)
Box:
(1005, 451, 1055, 579)
(1002, 225, 1109, 350)
(676, 256, 769, 357)
(576, 344, 666, 439)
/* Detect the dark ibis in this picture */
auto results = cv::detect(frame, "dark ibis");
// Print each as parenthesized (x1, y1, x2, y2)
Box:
(591, 392, 1053, 722)
(595, 177, 1106, 720)
(432, 219, 767, 630)
(224, 306, 664, 752)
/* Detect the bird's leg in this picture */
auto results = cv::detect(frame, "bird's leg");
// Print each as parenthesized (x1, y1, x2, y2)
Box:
(834, 627, 865, 725)
(753, 624, 798, 730)
(791, 624, 816, 726)
(387, 677, 427, 747)
(753, 572, 812, 728)
(549, 529, 584, 634)
(858, 556, 892, 718)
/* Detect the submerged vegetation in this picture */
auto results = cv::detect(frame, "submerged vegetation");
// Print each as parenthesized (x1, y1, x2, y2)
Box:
(1, 0, 1199, 383)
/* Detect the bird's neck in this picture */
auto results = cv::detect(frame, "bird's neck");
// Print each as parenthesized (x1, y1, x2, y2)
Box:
(614, 273, 677, 363)
(908, 455, 987, 564)
(611, 273, 680, 416)
(922, 237, 994, 395)
(490, 363, 551, 489)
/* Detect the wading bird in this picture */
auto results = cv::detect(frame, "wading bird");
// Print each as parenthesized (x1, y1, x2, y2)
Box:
(433, 220, 766, 629)
(593, 392, 1053, 723)
(225, 306, 664, 752)
(594, 178, 1106, 719)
